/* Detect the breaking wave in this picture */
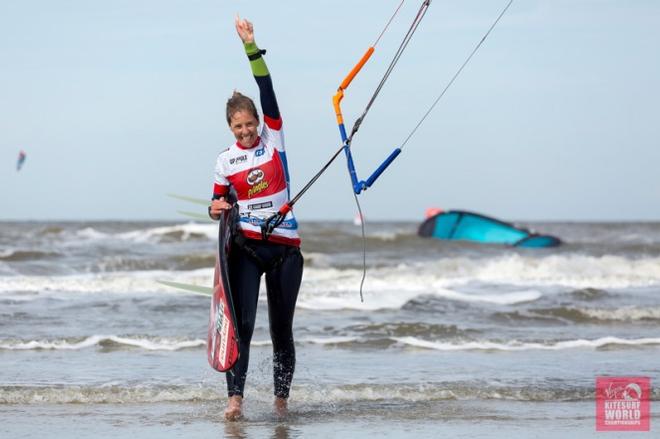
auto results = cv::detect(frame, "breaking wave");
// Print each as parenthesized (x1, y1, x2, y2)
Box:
(0, 335, 361, 351)
(73, 223, 215, 243)
(0, 250, 61, 261)
(4, 382, 658, 405)
(394, 336, 660, 351)
(0, 335, 206, 351)
(494, 306, 660, 324)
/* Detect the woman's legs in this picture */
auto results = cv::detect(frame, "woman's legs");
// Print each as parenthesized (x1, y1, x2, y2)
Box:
(265, 247, 303, 400)
(226, 245, 262, 398)
(223, 240, 303, 418)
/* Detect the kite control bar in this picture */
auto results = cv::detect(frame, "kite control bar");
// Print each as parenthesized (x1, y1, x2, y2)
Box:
(333, 1, 431, 194)
(332, 48, 403, 195)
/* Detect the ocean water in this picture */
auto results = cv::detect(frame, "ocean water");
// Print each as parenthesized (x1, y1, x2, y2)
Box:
(1, 220, 659, 438)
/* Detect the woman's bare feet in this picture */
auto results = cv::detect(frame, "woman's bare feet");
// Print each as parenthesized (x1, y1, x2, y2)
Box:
(274, 397, 288, 418)
(224, 395, 243, 421)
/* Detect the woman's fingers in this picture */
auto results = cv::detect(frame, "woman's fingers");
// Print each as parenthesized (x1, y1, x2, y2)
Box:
(210, 199, 232, 214)
(234, 16, 253, 38)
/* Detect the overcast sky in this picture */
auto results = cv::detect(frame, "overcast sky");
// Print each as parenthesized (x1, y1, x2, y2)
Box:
(2, 0, 658, 221)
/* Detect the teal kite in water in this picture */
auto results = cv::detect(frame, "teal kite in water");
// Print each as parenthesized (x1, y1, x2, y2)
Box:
(418, 209, 561, 248)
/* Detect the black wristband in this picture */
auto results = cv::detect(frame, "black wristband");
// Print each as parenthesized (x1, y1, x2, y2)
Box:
(247, 49, 267, 61)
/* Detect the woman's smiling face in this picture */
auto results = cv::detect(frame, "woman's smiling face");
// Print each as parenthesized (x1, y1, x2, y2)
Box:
(229, 110, 259, 148)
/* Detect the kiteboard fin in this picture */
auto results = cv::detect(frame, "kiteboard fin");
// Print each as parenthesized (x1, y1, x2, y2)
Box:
(167, 193, 209, 206)
(177, 210, 212, 222)
(156, 280, 214, 296)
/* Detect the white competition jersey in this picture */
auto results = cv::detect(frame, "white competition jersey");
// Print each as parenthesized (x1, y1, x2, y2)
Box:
(214, 116, 300, 247)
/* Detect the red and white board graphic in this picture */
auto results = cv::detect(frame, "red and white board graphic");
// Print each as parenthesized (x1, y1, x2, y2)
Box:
(206, 206, 239, 372)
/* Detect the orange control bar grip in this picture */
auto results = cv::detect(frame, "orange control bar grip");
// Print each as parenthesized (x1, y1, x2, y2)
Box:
(339, 47, 375, 91)
(332, 90, 345, 125)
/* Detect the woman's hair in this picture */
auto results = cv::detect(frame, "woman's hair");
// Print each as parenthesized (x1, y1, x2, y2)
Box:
(226, 91, 259, 125)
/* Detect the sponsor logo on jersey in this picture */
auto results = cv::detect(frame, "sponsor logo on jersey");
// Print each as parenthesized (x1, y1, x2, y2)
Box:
(248, 201, 273, 210)
(247, 168, 264, 185)
(239, 216, 297, 229)
(230, 154, 247, 165)
(247, 168, 268, 198)
(255, 147, 265, 157)
(248, 181, 269, 198)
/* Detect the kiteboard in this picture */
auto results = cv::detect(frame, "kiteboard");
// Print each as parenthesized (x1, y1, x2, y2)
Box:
(207, 203, 240, 372)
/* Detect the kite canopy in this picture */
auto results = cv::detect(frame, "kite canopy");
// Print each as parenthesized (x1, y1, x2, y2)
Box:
(418, 210, 561, 248)
(425, 207, 444, 218)
(16, 150, 26, 171)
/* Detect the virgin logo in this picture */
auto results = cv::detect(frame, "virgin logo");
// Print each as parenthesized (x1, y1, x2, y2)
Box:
(604, 383, 643, 400)
(247, 168, 264, 186)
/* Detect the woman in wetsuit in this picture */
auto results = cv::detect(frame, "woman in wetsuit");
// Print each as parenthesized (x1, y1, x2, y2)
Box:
(209, 17, 303, 420)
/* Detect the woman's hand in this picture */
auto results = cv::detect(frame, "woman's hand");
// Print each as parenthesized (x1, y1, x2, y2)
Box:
(209, 197, 232, 219)
(235, 15, 254, 44)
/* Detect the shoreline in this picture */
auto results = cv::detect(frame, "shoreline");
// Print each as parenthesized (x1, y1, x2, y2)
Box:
(2, 400, 654, 438)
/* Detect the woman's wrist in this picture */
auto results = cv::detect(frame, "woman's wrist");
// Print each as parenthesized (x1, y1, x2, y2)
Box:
(244, 41, 259, 54)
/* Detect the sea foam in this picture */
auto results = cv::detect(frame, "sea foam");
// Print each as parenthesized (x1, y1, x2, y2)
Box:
(393, 336, 660, 351)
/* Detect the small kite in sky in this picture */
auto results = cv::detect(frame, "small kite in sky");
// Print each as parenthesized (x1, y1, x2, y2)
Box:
(17, 150, 26, 171)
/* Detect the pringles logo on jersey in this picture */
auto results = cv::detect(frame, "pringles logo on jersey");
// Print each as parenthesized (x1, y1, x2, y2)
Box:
(247, 168, 268, 198)
(247, 168, 264, 185)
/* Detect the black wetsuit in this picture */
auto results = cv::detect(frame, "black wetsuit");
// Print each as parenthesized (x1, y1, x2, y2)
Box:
(226, 239, 303, 398)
